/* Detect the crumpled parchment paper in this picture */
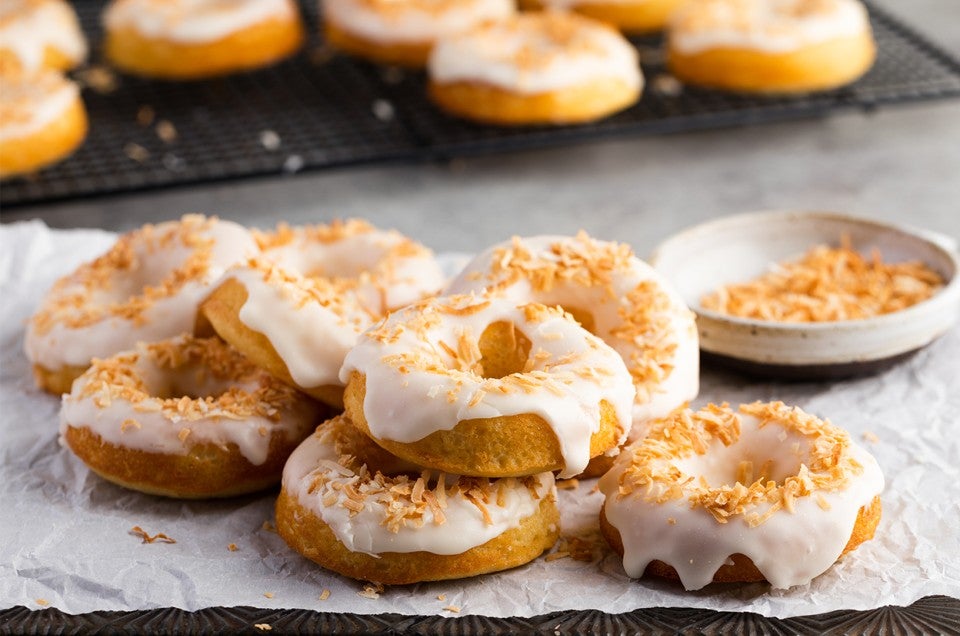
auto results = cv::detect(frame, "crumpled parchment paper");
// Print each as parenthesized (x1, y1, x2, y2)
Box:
(2, 220, 958, 618)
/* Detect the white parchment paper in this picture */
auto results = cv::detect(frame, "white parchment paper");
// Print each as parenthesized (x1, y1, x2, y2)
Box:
(1, 220, 958, 618)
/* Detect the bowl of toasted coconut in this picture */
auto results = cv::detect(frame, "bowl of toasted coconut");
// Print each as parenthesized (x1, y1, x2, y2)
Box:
(650, 210, 960, 379)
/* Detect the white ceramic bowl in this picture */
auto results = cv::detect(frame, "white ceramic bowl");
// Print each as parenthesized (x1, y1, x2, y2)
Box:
(650, 211, 960, 379)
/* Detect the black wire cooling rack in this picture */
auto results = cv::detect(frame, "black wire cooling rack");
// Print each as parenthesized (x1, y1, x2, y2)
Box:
(2, 0, 959, 208)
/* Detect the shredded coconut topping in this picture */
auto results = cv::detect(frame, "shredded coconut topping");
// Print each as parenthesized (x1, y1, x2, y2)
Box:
(30, 214, 220, 336)
(488, 231, 634, 298)
(615, 402, 864, 526)
(77, 336, 300, 423)
(306, 416, 544, 533)
(701, 236, 943, 322)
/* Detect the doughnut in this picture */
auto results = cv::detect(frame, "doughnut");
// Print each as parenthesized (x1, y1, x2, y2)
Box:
(448, 233, 699, 458)
(519, 0, 685, 34)
(275, 414, 560, 584)
(103, 0, 305, 79)
(427, 11, 643, 126)
(599, 401, 883, 590)
(60, 335, 323, 498)
(25, 215, 258, 395)
(340, 294, 636, 478)
(200, 220, 444, 408)
(0, 67, 87, 179)
(0, 0, 87, 72)
(322, 0, 516, 68)
(667, 0, 876, 94)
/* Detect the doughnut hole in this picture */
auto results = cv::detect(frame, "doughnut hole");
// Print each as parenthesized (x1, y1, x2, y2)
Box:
(562, 306, 596, 334)
(477, 321, 532, 379)
(152, 363, 242, 401)
(674, 424, 811, 488)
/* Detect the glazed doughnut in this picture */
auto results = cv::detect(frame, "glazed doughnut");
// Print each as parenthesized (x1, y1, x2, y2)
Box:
(449, 233, 699, 428)
(340, 294, 636, 478)
(275, 414, 559, 584)
(323, 0, 516, 68)
(0, 0, 87, 72)
(0, 67, 87, 179)
(199, 219, 444, 408)
(519, 0, 686, 34)
(667, 0, 876, 93)
(25, 215, 258, 395)
(599, 401, 883, 590)
(427, 11, 643, 126)
(60, 335, 323, 498)
(103, 0, 305, 79)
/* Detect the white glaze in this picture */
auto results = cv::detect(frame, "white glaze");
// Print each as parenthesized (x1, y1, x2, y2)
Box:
(59, 337, 321, 465)
(283, 419, 556, 556)
(669, 0, 871, 55)
(323, 0, 515, 45)
(0, 0, 87, 71)
(0, 69, 80, 142)
(103, 0, 299, 43)
(340, 295, 636, 478)
(428, 11, 642, 95)
(599, 408, 884, 590)
(228, 224, 444, 391)
(448, 235, 699, 426)
(25, 216, 259, 373)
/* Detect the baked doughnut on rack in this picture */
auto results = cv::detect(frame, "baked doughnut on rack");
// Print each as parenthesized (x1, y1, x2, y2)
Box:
(199, 219, 444, 408)
(102, 0, 305, 79)
(322, 0, 516, 68)
(275, 414, 559, 584)
(0, 67, 87, 180)
(519, 0, 685, 34)
(60, 335, 323, 498)
(427, 11, 643, 125)
(667, 0, 876, 93)
(599, 401, 883, 589)
(340, 294, 636, 478)
(0, 0, 87, 72)
(25, 215, 257, 395)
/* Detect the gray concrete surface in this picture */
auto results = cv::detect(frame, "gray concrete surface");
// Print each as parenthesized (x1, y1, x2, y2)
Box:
(3, 0, 959, 257)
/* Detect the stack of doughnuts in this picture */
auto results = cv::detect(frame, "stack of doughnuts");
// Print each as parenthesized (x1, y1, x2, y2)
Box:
(29, 219, 885, 589)
(278, 292, 637, 582)
(36, 215, 445, 501)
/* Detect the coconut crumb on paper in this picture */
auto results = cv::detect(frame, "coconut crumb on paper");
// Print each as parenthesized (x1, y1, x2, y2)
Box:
(129, 525, 176, 544)
(358, 583, 384, 599)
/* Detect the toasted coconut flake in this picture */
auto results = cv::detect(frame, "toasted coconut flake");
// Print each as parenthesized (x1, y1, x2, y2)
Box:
(319, 589, 331, 601)
(227, 543, 239, 552)
(358, 583, 384, 599)
(443, 605, 461, 613)
(130, 525, 176, 544)
(618, 402, 861, 527)
(701, 236, 943, 322)
(253, 624, 272, 632)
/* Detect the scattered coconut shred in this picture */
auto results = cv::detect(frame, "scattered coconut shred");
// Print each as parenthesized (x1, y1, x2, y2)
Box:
(701, 236, 943, 322)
